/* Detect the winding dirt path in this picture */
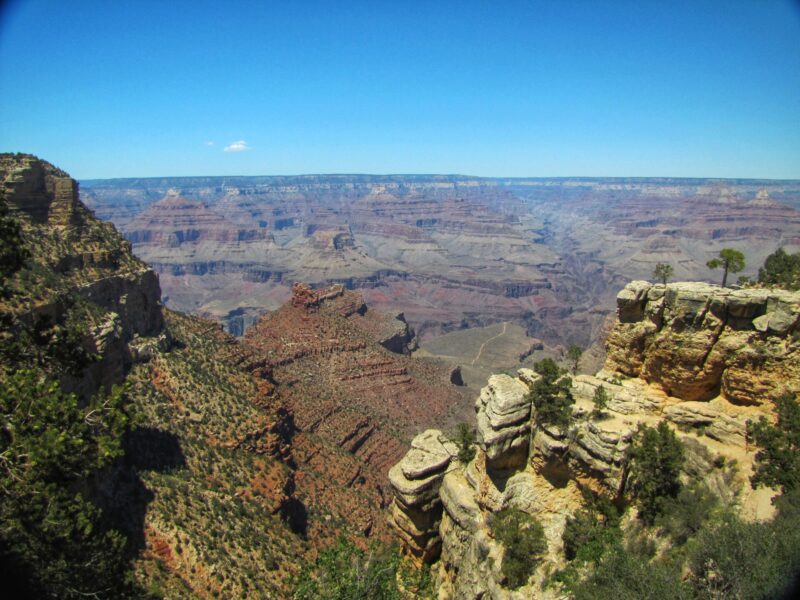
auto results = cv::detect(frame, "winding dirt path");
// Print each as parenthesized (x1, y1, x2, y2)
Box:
(471, 322, 508, 366)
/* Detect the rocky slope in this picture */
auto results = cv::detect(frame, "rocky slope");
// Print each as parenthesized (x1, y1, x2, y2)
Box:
(388, 280, 799, 598)
(1, 155, 468, 597)
(0, 153, 166, 398)
(237, 282, 470, 545)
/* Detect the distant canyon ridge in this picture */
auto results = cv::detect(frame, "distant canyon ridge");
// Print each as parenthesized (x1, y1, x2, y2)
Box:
(82, 175, 800, 360)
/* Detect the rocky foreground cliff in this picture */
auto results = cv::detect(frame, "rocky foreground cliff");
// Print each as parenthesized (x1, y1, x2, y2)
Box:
(389, 280, 800, 598)
(1, 154, 468, 598)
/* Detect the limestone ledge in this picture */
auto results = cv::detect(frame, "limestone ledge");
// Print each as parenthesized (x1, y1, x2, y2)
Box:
(606, 281, 800, 405)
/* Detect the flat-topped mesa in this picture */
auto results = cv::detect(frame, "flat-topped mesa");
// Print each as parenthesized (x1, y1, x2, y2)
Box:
(388, 429, 457, 563)
(605, 280, 800, 404)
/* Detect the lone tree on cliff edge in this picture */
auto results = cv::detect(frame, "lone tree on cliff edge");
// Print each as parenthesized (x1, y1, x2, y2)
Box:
(707, 248, 745, 287)
(653, 262, 674, 285)
(566, 344, 583, 375)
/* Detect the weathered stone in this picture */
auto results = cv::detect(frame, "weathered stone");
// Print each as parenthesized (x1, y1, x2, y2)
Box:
(605, 281, 800, 405)
(440, 470, 482, 533)
(400, 429, 454, 480)
(475, 374, 532, 470)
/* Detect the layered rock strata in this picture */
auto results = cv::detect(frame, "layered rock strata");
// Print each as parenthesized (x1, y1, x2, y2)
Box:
(388, 281, 797, 598)
(606, 281, 800, 404)
(388, 430, 458, 562)
(0, 154, 166, 397)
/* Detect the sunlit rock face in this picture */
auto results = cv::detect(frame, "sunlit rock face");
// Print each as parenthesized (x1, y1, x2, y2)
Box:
(387, 280, 795, 598)
(605, 280, 800, 404)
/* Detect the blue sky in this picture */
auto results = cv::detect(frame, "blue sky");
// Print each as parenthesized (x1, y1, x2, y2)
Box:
(1, 0, 799, 179)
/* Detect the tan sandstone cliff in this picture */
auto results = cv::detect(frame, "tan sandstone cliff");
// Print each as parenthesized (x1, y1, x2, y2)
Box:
(388, 281, 799, 599)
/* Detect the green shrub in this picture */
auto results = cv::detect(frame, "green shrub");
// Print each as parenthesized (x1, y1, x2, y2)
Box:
(292, 537, 405, 599)
(453, 422, 476, 464)
(490, 508, 547, 589)
(529, 358, 574, 429)
(567, 344, 583, 374)
(688, 513, 800, 600)
(748, 392, 800, 492)
(0, 196, 28, 284)
(758, 247, 800, 290)
(592, 385, 609, 418)
(627, 422, 684, 524)
(568, 545, 688, 600)
(563, 489, 621, 563)
(656, 482, 718, 545)
(0, 371, 134, 598)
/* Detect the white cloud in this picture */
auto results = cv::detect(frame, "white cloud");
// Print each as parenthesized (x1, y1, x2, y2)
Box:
(204, 140, 215, 146)
(224, 140, 251, 152)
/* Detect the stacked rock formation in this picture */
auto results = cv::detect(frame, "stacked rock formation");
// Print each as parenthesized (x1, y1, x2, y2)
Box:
(388, 281, 800, 599)
(388, 430, 458, 562)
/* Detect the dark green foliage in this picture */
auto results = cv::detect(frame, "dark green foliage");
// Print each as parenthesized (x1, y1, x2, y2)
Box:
(454, 422, 476, 464)
(563, 488, 621, 562)
(653, 262, 674, 285)
(0, 195, 28, 285)
(292, 537, 409, 599)
(758, 247, 800, 290)
(567, 545, 689, 600)
(706, 248, 745, 287)
(688, 512, 800, 600)
(656, 482, 718, 545)
(0, 296, 98, 378)
(627, 422, 685, 524)
(592, 385, 609, 418)
(530, 358, 574, 429)
(490, 507, 547, 589)
(567, 344, 583, 374)
(748, 392, 800, 493)
(0, 370, 134, 598)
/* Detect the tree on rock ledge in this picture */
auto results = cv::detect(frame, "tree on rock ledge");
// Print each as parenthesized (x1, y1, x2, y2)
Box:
(652, 262, 674, 285)
(707, 248, 745, 287)
(529, 358, 574, 429)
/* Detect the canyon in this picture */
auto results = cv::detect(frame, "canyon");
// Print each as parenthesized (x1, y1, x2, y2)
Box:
(82, 176, 800, 374)
(4, 154, 800, 598)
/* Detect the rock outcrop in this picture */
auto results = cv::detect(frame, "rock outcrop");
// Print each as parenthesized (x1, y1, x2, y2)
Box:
(475, 373, 535, 470)
(388, 281, 796, 598)
(1, 153, 166, 398)
(388, 430, 457, 562)
(606, 281, 800, 404)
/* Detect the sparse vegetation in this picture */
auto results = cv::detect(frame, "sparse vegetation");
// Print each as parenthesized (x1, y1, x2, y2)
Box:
(453, 422, 476, 464)
(490, 508, 547, 589)
(0, 195, 28, 287)
(291, 536, 431, 599)
(653, 262, 674, 285)
(529, 358, 574, 429)
(706, 248, 745, 287)
(567, 344, 583, 374)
